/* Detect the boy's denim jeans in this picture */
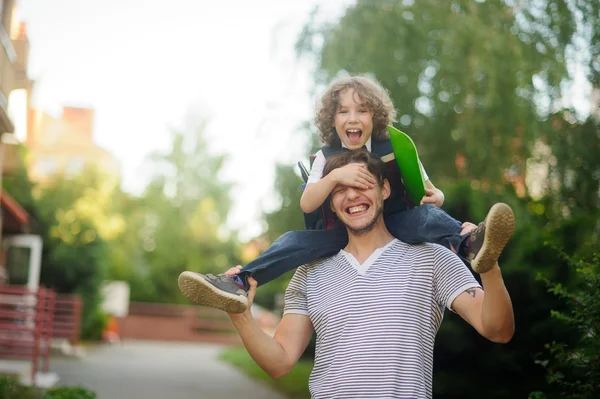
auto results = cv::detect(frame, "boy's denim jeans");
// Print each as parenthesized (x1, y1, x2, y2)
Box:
(240, 204, 468, 287)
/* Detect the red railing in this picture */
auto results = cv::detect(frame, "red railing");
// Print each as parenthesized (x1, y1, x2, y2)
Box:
(53, 294, 82, 345)
(0, 285, 56, 385)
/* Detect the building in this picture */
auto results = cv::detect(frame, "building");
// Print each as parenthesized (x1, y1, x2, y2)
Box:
(26, 106, 120, 183)
(0, 0, 41, 288)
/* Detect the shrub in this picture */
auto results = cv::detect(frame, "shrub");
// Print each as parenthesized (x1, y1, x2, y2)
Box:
(0, 378, 96, 399)
(0, 377, 38, 399)
(532, 253, 600, 398)
(42, 387, 96, 399)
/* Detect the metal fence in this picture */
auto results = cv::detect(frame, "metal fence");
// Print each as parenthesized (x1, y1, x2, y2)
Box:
(0, 285, 82, 385)
(0, 285, 55, 384)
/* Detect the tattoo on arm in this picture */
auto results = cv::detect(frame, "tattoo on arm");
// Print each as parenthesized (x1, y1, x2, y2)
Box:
(466, 289, 477, 298)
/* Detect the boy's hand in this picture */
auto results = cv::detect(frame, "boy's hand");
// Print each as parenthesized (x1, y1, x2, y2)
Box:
(224, 265, 242, 276)
(420, 188, 444, 208)
(332, 163, 377, 189)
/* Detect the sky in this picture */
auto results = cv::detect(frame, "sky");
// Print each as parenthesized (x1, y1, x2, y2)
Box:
(18, 0, 350, 240)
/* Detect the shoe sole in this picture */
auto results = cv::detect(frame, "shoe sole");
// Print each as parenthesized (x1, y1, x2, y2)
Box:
(471, 203, 515, 274)
(178, 271, 248, 314)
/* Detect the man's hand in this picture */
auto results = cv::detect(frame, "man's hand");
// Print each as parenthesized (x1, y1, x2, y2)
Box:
(460, 222, 478, 235)
(420, 188, 444, 208)
(224, 265, 242, 276)
(229, 277, 258, 319)
(331, 163, 376, 189)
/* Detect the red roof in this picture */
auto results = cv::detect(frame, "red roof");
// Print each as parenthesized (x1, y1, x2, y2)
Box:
(1, 191, 29, 225)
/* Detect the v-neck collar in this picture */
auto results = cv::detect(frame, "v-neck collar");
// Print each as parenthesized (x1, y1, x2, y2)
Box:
(339, 239, 398, 276)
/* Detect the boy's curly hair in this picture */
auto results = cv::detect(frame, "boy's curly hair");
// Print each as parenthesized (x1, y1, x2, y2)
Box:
(314, 75, 398, 145)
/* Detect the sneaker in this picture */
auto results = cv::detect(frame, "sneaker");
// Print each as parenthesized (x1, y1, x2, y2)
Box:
(178, 271, 248, 313)
(467, 203, 515, 274)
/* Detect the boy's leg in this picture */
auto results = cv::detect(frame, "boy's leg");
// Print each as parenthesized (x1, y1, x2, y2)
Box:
(178, 224, 348, 313)
(415, 204, 469, 255)
(239, 223, 348, 286)
(384, 204, 465, 248)
(384, 203, 514, 273)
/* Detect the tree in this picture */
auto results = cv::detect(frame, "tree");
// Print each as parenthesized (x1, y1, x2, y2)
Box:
(532, 253, 600, 398)
(1, 144, 36, 212)
(296, 0, 598, 190)
(262, 164, 305, 243)
(290, 0, 600, 397)
(3, 144, 125, 338)
(114, 121, 242, 303)
(540, 116, 600, 256)
(34, 170, 116, 338)
(252, 126, 321, 310)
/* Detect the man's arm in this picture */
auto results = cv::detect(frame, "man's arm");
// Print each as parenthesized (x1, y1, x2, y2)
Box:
(452, 265, 515, 343)
(229, 278, 314, 378)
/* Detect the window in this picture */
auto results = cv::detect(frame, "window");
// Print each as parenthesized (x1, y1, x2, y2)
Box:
(6, 246, 31, 286)
(65, 156, 86, 177)
(36, 156, 58, 177)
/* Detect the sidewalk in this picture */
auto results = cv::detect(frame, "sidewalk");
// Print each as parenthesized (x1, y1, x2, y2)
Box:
(50, 340, 288, 399)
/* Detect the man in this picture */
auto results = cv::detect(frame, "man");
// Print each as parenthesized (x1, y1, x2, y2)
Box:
(228, 150, 515, 399)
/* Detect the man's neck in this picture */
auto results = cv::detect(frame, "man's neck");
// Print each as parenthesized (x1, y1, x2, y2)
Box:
(344, 220, 395, 264)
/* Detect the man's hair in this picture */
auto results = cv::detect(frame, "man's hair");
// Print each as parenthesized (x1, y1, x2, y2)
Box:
(322, 149, 388, 188)
(314, 75, 398, 145)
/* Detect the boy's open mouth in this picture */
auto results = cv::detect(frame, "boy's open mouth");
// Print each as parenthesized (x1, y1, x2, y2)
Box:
(346, 128, 362, 144)
(346, 203, 369, 215)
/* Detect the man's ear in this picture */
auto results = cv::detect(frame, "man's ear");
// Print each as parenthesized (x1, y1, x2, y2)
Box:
(382, 179, 391, 200)
(329, 197, 337, 214)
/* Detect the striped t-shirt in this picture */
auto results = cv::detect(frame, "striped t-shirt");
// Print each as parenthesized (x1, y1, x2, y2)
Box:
(284, 239, 480, 399)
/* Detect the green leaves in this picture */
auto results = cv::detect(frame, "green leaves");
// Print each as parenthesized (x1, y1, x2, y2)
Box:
(113, 122, 241, 304)
(290, 1, 600, 398)
(536, 253, 600, 398)
(297, 0, 598, 192)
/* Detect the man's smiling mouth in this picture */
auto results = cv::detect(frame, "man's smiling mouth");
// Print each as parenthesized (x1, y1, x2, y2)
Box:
(346, 204, 369, 215)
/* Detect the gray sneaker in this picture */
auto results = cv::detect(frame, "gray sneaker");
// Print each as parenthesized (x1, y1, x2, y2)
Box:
(468, 203, 515, 274)
(178, 271, 248, 313)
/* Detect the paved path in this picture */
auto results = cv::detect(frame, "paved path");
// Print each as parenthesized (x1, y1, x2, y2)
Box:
(50, 340, 288, 399)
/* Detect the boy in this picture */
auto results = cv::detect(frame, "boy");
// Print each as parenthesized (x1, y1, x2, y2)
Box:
(178, 75, 515, 313)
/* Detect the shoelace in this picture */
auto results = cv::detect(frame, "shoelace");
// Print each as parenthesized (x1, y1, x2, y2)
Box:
(206, 274, 230, 282)
(205, 274, 247, 295)
(468, 221, 486, 260)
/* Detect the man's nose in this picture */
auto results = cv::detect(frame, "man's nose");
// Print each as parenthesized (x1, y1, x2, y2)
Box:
(346, 186, 360, 198)
(348, 110, 359, 122)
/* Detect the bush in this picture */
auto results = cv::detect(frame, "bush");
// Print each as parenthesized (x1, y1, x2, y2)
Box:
(42, 387, 96, 399)
(0, 378, 38, 399)
(0, 378, 96, 399)
(80, 307, 109, 341)
(532, 252, 600, 398)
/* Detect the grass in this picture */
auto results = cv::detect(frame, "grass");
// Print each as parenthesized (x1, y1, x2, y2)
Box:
(219, 346, 312, 399)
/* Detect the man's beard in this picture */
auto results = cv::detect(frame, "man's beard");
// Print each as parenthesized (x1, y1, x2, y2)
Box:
(345, 201, 384, 236)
